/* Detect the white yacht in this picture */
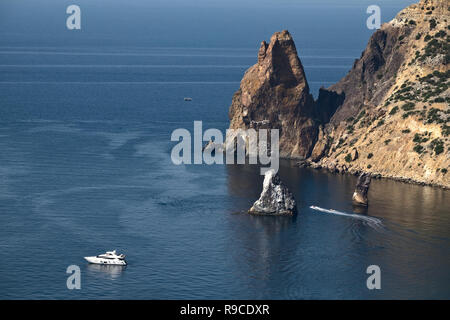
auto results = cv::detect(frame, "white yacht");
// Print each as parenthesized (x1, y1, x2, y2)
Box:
(84, 250, 127, 266)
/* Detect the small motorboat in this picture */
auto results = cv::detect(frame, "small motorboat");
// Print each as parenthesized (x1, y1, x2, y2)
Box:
(84, 250, 127, 266)
(184, 97, 192, 101)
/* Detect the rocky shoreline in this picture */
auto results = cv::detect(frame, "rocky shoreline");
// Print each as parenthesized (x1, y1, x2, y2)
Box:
(226, 0, 449, 189)
(296, 158, 449, 190)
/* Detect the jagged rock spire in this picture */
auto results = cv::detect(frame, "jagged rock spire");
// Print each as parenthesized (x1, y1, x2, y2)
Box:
(228, 30, 317, 159)
(352, 173, 372, 206)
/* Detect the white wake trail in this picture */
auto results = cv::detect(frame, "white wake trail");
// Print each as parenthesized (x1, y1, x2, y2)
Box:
(310, 205, 384, 230)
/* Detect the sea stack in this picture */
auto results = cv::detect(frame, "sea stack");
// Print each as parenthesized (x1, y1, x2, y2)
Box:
(352, 173, 372, 206)
(227, 30, 320, 159)
(249, 169, 297, 216)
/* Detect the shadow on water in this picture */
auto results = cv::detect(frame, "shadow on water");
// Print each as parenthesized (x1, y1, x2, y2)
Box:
(352, 205, 368, 215)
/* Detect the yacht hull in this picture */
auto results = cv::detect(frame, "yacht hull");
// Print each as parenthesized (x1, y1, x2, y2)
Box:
(84, 256, 127, 266)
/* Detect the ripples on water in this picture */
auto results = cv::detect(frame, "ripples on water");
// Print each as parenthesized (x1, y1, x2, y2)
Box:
(1, 114, 449, 300)
(0, 42, 449, 299)
(310, 206, 384, 231)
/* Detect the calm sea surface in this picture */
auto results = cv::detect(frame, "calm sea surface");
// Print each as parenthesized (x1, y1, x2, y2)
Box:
(0, 0, 448, 299)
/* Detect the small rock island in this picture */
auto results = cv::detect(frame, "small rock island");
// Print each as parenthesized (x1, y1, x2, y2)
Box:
(249, 170, 297, 216)
(352, 173, 372, 206)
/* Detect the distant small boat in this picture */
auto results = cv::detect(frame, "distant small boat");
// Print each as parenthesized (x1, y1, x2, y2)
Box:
(184, 97, 192, 101)
(84, 250, 127, 266)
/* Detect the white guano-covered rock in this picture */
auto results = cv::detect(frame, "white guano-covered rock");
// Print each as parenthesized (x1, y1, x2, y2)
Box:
(249, 169, 297, 216)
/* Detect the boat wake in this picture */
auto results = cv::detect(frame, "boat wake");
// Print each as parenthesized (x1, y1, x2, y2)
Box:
(310, 205, 384, 231)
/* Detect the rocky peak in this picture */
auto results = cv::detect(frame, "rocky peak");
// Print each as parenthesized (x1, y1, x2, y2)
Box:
(228, 30, 317, 159)
(406, 0, 447, 14)
(265, 30, 309, 88)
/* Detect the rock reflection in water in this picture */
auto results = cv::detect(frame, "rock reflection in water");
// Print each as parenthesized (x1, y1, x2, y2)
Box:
(352, 205, 368, 215)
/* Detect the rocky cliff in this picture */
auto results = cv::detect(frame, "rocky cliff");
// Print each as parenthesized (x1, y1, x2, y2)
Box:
(228, 30, 321, 158)
(316, 0, 449, 188)
(227, 0, 449, 188)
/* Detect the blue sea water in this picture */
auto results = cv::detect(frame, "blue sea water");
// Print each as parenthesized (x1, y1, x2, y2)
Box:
(0, 0, 449, 299)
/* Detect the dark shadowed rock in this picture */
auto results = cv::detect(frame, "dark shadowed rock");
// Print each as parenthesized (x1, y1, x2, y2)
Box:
(352, 173, 372, 206)
(315, 88, 345, 124)
(328, 24, 403, 124)
(350, 148, 358, 161)
(296, 159, 309, 168)
(249, 169, 297, 216)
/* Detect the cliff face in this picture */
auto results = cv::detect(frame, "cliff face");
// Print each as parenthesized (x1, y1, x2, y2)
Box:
(316, 0, 449, 188)
(228, 30, 318, 158)
(328, 26, 403, 124)
(227, 0, 449, 188)
(330, 0, 447, 125)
